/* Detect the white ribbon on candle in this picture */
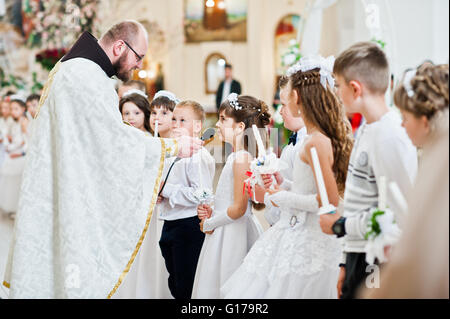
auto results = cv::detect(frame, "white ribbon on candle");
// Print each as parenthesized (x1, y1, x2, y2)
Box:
(310, 147, 336, 215)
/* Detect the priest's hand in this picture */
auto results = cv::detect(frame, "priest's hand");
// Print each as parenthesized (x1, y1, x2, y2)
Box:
(176, 135, 203, 158)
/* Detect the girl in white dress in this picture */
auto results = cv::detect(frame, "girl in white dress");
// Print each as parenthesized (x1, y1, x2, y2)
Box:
(191, 94, 269, 299)
(0, 98, 29, 214)
(222, 56, 354, 299)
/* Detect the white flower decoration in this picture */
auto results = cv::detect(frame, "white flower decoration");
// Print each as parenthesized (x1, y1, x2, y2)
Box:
(286, 55, 336, 90)
(227, 93, 242, 110)
(403, 69, 417, 98)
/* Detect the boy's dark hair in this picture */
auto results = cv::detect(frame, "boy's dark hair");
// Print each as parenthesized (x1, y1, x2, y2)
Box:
(150, 96, 177, 113)
(334, 42, 390, 95)
(225, 64, 233, 69)
(26, 94, 41, 103)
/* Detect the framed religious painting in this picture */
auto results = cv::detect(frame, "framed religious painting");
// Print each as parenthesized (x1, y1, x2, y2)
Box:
(184, 0, 248, 43)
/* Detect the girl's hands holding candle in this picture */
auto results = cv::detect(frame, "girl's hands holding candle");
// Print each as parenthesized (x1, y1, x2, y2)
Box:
(197, 204, 212, 220)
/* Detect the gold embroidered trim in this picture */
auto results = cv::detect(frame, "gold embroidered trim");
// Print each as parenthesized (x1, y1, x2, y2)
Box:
(107, 139, 167, 299)
(3, 281, 10, 289)
(35, 61, 62, 119)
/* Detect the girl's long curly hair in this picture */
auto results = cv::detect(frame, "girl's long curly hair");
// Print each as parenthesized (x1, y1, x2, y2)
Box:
(283, 69, 354, 196)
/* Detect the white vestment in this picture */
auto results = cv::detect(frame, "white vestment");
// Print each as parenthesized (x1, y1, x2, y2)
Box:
(3, 58, 178, 299)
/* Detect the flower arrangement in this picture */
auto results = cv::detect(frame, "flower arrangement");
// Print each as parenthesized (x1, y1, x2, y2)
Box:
(281, 39, 302, 68)
(193, 188, 214, 205)
(24, 0, 100, 50)
(364, 208, 401, 265)
(35, 48, 67, 71)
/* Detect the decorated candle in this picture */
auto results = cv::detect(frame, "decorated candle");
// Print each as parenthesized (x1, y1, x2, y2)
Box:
(389, 182, 408, 215)
(310, 147, 329, 208)
(252, 125, 266, 158)
(378, 176, 387, 211)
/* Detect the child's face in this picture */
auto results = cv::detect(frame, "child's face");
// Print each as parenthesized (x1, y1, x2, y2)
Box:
(400, 109, 429, 148)
(150, 106, 173, 137)
(10, 102, 25, 120)
(215, 110, 239, 145)
(172, 106, 202, 138)
(279, 104, 304, 132)
(335, 74, 360, 115)
(27, 100, 39, 118)
(122, 102, 145, 131)
(1, 101, 10, 117)
(280, 84, 302, 119)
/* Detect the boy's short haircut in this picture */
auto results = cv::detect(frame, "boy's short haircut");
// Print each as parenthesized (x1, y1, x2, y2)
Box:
(334, 42, 390, 95)
(26, 94, 41, 103)
(176, 100, 205, 123)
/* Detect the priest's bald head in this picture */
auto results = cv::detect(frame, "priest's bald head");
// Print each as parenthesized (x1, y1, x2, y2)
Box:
(99, 20, 149, 82)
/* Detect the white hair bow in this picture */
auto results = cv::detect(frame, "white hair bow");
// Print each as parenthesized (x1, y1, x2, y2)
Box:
(287, 55, 336, 90)
(153, 90, 180, 104)
(123, 89, 148, 99)
(403, 69, 417, 98)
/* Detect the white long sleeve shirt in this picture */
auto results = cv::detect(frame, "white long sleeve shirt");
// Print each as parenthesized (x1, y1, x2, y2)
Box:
(343, 111, 417, 254)
(159, 147, 215, 221)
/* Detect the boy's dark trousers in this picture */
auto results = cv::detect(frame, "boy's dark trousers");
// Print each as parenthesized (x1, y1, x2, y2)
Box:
(159, 216, 205, 299)
(341, 252, 379, 299)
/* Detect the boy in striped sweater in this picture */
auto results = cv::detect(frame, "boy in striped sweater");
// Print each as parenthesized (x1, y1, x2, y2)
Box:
(319, 42, 417, 299)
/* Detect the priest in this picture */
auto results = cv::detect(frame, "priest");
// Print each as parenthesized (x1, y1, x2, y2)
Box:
(3, 20, 203, 299)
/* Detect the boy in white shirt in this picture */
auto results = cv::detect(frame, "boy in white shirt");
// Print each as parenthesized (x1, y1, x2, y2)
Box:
(158, 100, 215, 299)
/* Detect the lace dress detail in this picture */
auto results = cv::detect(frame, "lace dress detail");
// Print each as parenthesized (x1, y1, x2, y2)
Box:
(221, 150, 342, 299)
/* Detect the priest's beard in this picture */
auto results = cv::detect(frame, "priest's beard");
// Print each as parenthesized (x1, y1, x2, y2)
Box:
(113, 53, 133, 82)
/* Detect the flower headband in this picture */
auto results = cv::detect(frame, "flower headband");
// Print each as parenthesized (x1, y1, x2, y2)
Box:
(403, 69, 417, 98)
(227, 93, 242, 110)
(227, 93, 262, 112)
(123, 89, 148, 99)
(154, 90, 180, 104)
(286, 55, 336, 90)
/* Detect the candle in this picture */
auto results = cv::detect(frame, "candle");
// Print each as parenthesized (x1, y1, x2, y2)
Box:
(378, 176, 387, 211)
(198, 147, 202, 189)
(389, 182, 408, 215)
(310, 147, 330, 208)
(154, 120, 159, 137)
(252, 125, 266, 158)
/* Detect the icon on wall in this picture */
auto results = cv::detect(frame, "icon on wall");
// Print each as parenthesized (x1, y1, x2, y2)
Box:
(184, 0, 248, 43)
